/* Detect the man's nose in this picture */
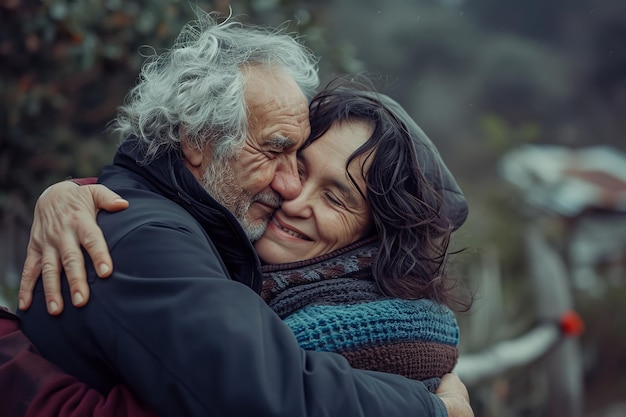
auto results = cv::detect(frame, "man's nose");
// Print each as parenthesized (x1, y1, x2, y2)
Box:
(280, 188, 312, 219)
(271, 158, 302, 200)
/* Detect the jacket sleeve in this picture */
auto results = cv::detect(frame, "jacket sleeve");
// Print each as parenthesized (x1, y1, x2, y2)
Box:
(21, 220, 447, 417)
(0, 309, 156, 417)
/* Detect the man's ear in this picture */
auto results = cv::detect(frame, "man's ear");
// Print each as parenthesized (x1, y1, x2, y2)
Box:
(181, 134, 206, 179)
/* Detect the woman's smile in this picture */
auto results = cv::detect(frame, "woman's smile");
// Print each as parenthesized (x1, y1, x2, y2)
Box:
(269, 216, 312, 241)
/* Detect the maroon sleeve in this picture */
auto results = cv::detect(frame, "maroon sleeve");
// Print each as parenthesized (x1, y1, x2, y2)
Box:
(0, 308, 156, 417)
(70, 177, 98, 186)
(26, 376, 157, 417)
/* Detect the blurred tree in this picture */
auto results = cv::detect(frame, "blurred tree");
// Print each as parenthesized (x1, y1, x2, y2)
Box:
(0, 0, 356, 304)
(2, 0, 626, 414)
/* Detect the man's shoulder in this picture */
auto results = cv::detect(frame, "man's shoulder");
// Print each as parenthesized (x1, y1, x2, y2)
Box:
(104, 187, 191, 221)
(97, 187, 208, 248)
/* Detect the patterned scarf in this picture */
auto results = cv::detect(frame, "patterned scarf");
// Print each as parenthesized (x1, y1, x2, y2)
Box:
(261, 238, 459, 391)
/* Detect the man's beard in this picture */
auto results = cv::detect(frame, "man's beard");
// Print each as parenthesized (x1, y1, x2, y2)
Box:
(200, 157, 279, 242)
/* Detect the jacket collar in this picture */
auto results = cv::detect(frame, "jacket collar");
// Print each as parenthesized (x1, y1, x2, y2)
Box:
(111, 138, 263, 292)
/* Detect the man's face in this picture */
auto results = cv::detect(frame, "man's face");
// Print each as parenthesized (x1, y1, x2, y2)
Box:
(201, 66, 310, 241)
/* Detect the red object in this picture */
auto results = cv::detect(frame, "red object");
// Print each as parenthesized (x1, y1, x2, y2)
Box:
(559, 310, 585, 337)
(70, 177, 98, 186)
(0, 307, 156, 417)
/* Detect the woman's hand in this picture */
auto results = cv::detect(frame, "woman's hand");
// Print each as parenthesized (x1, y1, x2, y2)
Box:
(19, 181, 128, 315)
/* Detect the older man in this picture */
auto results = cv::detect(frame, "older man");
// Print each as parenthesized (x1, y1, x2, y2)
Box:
(12, 12, 472, 417)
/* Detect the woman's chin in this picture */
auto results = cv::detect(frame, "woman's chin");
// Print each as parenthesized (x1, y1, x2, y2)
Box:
(255, 237, 300, 265)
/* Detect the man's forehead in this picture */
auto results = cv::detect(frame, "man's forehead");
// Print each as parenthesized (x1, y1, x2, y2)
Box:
(241, 66, 309, 148)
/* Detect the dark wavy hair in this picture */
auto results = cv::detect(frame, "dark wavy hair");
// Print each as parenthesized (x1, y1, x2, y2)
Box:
(305, 78, 466, 308)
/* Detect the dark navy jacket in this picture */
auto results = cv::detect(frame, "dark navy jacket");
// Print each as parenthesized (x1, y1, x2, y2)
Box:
(19, 139, 446, 417)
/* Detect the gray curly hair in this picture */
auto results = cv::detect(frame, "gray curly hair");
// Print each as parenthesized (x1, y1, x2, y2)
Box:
(111, 12, 319, 162)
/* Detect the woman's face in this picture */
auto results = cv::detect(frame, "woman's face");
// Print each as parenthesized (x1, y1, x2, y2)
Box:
(253, 120, 374, 264)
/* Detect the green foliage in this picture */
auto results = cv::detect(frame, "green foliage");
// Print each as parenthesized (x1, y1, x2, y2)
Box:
(2, 0, 204, 205)
(2, 1, 625, 412)
(479, 113, 541, 154)
(0, 0, 356, 209)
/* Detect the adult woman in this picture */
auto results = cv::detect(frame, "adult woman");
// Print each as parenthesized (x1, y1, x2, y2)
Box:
(255, 82, 469, 387)
(13, 80, 470, 415)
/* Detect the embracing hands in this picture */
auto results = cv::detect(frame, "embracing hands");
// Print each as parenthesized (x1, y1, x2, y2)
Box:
(17, 181, 475, 417)
(19, 181, 127, 315)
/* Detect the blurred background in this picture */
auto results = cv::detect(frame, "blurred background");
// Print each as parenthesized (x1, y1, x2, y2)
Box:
(1, 0, 625, 415)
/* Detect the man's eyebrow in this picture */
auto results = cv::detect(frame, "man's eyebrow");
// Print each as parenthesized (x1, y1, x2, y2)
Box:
(266, 136, 296, 149)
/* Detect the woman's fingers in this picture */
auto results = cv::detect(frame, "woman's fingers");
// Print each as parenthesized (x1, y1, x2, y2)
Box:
(18, 181, 128, 315)
(41, 244, 64, 315)
(80, 185, 128, 279)
(18, 240, 43, 311)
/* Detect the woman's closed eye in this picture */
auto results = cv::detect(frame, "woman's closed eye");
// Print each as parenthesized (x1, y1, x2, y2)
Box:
(325, 192, 346, 208)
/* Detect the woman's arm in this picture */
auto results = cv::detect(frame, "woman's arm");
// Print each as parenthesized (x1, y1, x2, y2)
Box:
(26, 377, 158, 417)
(0, 308, 156, 417)
(19, 180, 127, 315)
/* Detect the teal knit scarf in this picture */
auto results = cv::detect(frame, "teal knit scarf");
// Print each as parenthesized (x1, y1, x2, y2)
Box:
(261, 238, 459, 391)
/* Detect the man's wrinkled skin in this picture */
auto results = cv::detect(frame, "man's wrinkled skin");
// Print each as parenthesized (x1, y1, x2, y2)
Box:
(19, 182, 128, 314)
